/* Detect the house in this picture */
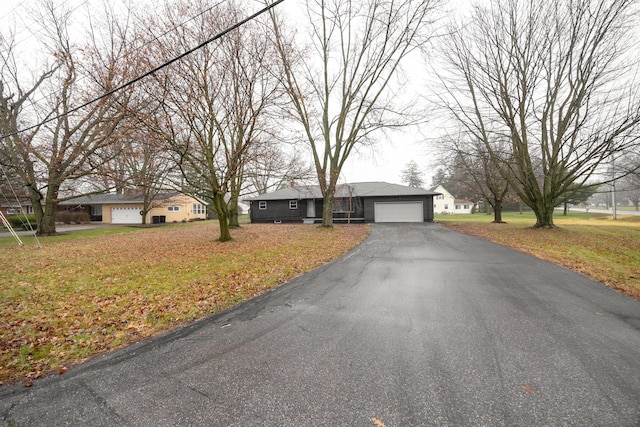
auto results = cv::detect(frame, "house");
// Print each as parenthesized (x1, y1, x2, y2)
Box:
(0, 200, 33, 218)
(431, 185, 473, 214)
(246, 182, 440, 224)
(58, 192, 207, 224)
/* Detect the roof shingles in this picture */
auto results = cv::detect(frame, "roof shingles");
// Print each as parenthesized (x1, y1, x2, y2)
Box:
(247, 182, 439, 201)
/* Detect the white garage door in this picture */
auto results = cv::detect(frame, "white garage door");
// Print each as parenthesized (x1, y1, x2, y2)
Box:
(374, 202, 423, 223)
(111, 207, 142, 224)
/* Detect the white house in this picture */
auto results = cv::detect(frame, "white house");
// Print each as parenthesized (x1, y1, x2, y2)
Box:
(431, 185, 473, 214)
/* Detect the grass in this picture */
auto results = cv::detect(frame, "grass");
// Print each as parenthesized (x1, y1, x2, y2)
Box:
(436, 211, 640, 299)
(0, 221, 370, 385)
(0, 225, 176, 249)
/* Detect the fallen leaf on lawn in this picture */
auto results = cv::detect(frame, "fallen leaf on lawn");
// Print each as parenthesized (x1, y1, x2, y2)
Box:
(58, 367, 68, 374)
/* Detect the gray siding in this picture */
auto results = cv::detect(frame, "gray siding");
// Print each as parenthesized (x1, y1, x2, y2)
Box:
(249, 199, 304, 223)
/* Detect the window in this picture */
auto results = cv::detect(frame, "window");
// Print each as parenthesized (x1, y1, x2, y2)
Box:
(333, 198, 355, 213)
(455, 204, 461, 210)
(168, 206, 180, 212)
(259, 201, 267, 210)
(444, 204, 449, 210)
(464, 204, 470, 210)
(26, 206, 34, 214)
(192, 203, 206, 215)
(289, 200, 298, 209)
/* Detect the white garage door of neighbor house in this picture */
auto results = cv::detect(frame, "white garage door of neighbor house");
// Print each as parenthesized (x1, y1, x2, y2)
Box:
(111, 207, 142, 224)
(374, 202, 423, 223)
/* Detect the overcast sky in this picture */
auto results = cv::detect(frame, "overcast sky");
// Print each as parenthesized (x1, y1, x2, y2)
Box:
(1, 0, 469, 188)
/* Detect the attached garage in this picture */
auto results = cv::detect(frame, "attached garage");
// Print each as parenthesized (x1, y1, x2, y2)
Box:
(111, 207, 142, 224)
(374, 201, 423, 223)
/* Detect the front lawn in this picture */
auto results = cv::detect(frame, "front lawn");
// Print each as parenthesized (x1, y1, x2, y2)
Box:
(437, 212, 640, 299)
(0, 222, 370, 385)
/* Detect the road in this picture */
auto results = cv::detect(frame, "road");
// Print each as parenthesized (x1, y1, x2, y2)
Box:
(564, 207, 640, 216)
(1, 223, 639, 426)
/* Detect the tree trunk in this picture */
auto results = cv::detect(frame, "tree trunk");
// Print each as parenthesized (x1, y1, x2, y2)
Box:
(28, 183, 58, 236)
(141, 196, 149, 225)
(492, 198, 504, 223)
(563, 202, 568, 216)
(227, 170, 243, 228)
(140, 208, 151, 225)
(41, 184, 62, 235)
(40, 196, 58, 236)
(533, 203, 556, 228)
(321, 194, 334, 228)
(227, 194, 240, 228)
(212, 192, 232, 242)
(27, 185, 46, 235)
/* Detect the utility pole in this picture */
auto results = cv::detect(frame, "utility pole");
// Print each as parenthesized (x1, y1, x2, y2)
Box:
(611, 155, 617, 220)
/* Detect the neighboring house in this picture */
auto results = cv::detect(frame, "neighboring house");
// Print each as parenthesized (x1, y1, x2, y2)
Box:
(453, 199, 473, 214)
(246, 182, 440, 224)
(431, 185, 473, 214)
(0, 200, 33, 217)
(59, 192, 207, 224)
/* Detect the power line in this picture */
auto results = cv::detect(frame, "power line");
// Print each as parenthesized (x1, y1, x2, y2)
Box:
(1, 0, 286, 140)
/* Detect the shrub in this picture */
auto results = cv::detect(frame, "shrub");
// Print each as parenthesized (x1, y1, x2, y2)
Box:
(6, 214, 37, 230)
(56, 211, 73, 224)
(56, 211, 90, 224)
(74, 212, 90, 223)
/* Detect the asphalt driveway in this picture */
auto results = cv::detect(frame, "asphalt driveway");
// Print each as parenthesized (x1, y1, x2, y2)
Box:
(1, 223, 639, 426)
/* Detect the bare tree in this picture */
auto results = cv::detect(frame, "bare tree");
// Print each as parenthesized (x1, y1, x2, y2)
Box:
(90, 129, 174, 224)
(438, 0, 640, 228)
(0, 60, 56, 220)
(1, 1, 137, 235)
(270, 0, 441, 227)
(442, 135, 512, 222)
(140, 0, 281, 241)
(245, 144, 315, 195)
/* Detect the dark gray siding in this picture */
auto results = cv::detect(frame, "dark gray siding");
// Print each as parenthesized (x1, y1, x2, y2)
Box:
(249, 199, 305, 223)
(329, 197, 364, 222)
(250, 195, 434, 223)
(249, 198, 366, 223)
(362, 195, 435, 222)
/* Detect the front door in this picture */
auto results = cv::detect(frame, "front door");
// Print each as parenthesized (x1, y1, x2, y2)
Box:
(307, 200, 315, 218)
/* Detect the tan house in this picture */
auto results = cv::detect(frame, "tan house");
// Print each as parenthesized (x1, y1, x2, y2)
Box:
(59, 192, 207, 224)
